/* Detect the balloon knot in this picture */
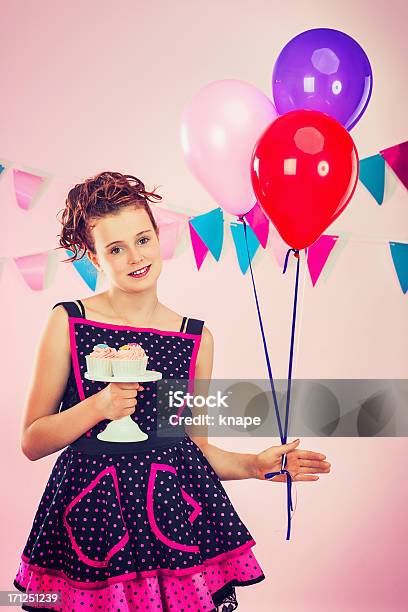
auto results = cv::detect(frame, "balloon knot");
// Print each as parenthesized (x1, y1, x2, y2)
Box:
(283, 248, 300, 273)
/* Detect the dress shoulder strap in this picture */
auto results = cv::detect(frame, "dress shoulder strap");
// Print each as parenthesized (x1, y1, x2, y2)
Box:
(52, 300, 85, 318)
(183, 318, 204, 335)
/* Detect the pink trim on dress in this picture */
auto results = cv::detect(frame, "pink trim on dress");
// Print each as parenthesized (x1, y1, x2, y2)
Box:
(16, 546, 265, 611)
(187, 327, 202, 394)
(69, 318, 85, 401)
(62, 466, 130, 568)
(68, 317, 203, 404)
(70, 316, 202, 339)
(20, 539, 258, 586)
(173, 332, 202, 419)
(147, 462, 202, 553)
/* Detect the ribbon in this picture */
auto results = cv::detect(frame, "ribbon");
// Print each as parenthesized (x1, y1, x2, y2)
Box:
(263, 469, 293, 536)
(240, 217, 301, 540)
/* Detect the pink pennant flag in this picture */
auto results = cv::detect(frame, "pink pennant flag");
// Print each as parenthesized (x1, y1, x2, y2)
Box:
(380, 141, 408, 191)
(151, 205, 189, 227)
(158, 221, 184, 260)
(151, 206, 188, 259)
(307, 235, 339, 286)
(244, 201, 269, 248)
(268, 224, 290, 268)
(14, 251, 57, 290)
(13, 169, 46, 210)
(189, 222, 209, 270)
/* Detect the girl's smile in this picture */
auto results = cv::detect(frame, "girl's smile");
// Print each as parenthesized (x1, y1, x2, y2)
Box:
(127, 264, 151, 279)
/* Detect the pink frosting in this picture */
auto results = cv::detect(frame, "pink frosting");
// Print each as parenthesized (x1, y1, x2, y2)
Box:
(88, 346, 117, 359)
(115, 344, 147, 360)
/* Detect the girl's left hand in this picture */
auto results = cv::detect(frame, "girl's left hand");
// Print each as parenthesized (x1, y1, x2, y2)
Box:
(252, 439, 331, 482)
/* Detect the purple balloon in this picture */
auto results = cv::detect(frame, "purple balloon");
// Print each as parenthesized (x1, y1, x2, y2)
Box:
(272, 28, 373, 131)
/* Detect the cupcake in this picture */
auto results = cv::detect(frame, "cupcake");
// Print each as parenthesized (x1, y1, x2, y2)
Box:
(85, 343, 117, 377)
(111, 343, 149, 377)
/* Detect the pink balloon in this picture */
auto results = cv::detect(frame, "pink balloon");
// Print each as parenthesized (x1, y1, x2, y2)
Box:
(181, 79, 278, 216)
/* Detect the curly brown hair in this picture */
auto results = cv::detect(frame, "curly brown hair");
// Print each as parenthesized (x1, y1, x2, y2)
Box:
(55, 171, 161, 263)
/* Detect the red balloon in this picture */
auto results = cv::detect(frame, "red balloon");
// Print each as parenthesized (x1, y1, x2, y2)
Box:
(251, 109, 359, 250)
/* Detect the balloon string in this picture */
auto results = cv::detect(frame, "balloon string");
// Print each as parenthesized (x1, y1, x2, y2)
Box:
(240, 216, 301, 540)
(270, 247, 300, 542)
(281, 247, 301, 445)
(240, 219, 283, 440)
(289, 248, 308, 436)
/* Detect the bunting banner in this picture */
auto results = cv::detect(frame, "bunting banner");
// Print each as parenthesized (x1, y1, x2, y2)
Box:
(389, 242, 408, 294)
(359, 154, 385, 205)
(12, 169, 48, 211)
(158, 221, 185, 260)
(151, 205, 189, 227)
(244, 201, 270, 248)
(66, 249, 98, 291)
(148, 205, 189, 260)
(0, 234, 406, 294)
(307, 235, 339, 286)
(1, 144, 407, 292)
(230, 221, 261, 274)
(189, 208, 224, 261)
(380, 141, 408, 191)
(189, 223, 209, 270)
(13, 251, 58, 290)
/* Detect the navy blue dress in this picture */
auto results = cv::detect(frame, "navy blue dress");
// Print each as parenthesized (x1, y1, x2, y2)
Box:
(14, 300, 265, 611)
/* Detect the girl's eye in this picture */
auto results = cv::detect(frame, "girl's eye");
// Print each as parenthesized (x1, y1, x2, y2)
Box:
(110, 236, 150, 254)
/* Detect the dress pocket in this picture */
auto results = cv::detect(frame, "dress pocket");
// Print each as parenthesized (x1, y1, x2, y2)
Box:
(62, 466, 130, 568)
(147, 462, 202, 553)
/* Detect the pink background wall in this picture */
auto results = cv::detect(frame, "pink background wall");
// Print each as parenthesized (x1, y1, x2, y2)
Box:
(1, 0, 407, 610)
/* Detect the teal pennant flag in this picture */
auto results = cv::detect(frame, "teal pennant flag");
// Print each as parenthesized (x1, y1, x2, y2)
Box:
(66, 249, 98, 291)
(230, 222, 260, 274)
(359, 154, 385, 205)
(389, 242, 408, 294)
(189, 208, 224, 261)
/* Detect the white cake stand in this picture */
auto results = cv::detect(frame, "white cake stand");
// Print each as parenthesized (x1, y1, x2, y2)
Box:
(84, 370, 162, 442)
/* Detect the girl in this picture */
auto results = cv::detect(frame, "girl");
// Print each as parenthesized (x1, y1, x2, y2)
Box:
(13, 171, 331, 611)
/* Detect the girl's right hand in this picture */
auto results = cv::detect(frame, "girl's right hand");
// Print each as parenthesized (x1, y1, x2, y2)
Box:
(94, 382, 145, 421)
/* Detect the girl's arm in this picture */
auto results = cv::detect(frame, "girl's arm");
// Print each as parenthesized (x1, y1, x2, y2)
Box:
(188, 328, 330, 483)
(187, 326, 257, 481)
(21, 306, 103, 461)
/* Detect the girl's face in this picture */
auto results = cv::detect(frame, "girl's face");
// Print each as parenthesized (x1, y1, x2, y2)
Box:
(88, 206, 162, 291)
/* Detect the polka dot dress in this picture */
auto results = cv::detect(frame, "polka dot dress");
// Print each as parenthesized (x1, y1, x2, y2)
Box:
(13, 302, 265, 611)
